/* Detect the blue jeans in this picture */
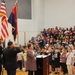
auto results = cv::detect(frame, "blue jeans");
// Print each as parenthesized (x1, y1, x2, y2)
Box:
(7, 69, 16, 75)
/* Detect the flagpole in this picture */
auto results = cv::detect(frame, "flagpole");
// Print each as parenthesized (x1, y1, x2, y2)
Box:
(16, 0, 18, 44)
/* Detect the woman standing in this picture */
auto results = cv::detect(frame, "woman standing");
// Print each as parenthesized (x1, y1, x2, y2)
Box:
(26, 43, 37, 75)
(71, 45, 75, 75)
(60, 48, 68, 74)
(66, 46, 73, 75)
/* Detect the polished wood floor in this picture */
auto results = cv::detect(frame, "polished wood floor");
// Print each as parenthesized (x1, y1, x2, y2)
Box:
(3, 70, 28, 75)
(2, 68, 68, 75)
(3, 70, 68, 75)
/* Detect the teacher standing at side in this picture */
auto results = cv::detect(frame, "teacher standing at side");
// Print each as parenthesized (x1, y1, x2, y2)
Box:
(26, 43, 37, 75)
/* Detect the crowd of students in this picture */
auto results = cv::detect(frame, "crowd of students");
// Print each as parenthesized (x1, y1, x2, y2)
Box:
(35, 44, 75, 75)
(2, 41, 74, 75)
(16, 26, 75, 75)
(26, 26, 75, 75)
(0, 26, 75, 75)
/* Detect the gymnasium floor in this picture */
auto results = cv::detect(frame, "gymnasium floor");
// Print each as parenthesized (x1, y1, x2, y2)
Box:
(3, 70, 68, 75)
(3, 70, 28, 75)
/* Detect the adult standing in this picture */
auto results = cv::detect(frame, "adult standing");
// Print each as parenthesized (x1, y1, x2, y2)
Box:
(26, 43, 37, 75)
(0, 39, 3, 75)
(66, 46, 73, 75)
(3, 41, 22, 75)
(70, 45, 75, 75)
(60, 48, 68, 74)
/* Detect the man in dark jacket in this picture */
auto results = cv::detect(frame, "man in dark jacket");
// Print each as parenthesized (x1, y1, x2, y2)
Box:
(3, 41, 21, 75)
(0, 40, 3, 75)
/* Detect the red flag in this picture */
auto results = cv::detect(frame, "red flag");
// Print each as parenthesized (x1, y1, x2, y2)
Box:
(0, 0, 9, 42)
(8, 1, 18, 41)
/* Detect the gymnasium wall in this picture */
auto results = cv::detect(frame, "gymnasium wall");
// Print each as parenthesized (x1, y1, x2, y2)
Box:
(1, 0, 75, 46)
(45, 0, 75, 28)
(4, 0, 45, 46)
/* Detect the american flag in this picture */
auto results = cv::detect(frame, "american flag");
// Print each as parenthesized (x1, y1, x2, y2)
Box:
(0, 0, 9, 42)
